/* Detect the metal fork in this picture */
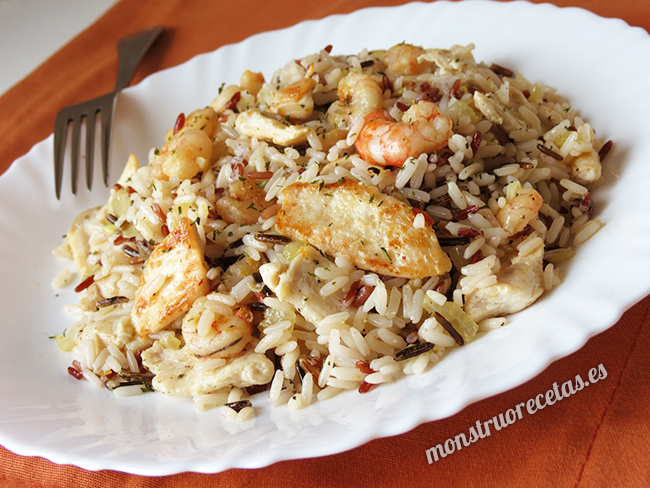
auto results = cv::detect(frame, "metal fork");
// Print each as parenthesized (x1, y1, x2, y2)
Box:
(53, 26, 164, 199)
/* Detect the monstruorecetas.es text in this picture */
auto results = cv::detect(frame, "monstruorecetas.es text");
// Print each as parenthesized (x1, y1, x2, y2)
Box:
(426, 363, 608, 464)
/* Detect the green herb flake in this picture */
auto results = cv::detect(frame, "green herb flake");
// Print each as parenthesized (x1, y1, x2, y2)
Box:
(381, 247, 392, 262)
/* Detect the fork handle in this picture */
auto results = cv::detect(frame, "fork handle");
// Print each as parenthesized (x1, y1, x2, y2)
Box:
(114, 26, 164, 92)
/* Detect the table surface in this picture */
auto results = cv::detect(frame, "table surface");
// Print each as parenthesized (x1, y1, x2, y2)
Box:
(1, 1, 649, 487)
(0, 0, 118, 96)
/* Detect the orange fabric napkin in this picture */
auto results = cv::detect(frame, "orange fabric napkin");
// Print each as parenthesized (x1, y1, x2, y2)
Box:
(1, 1, 649, 486)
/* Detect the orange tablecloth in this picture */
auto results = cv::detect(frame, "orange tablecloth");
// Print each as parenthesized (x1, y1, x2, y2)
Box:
(1, 0, 649, 486)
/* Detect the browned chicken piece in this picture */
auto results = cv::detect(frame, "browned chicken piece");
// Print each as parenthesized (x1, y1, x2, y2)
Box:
(464, 243, 545, 323)
(260, 245, 348, 326)
(66, 206, 99, 275)
(568, 148, 602, 185)
(275, 179, 452, 279)
(142, 343, 274, 396)
(131, 217, 209, 337)
(234, 110, 312, 146)
(257, 77, 318, 122)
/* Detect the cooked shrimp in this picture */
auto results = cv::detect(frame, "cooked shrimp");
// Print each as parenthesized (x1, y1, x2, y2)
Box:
(211, 84, 242, 114)
(183, 107, 219, 137)
(327, 72, 384, 129)
(496, 188, 543, 236)
(151, 107, 219, 181)
(384, 43, 428, 76)
(155, 128, 214, 181)
(354, 100, 453, 167)
(182, 303, 253, 359)
(240, 70, 265, 97)
(216, 176, 274, 225)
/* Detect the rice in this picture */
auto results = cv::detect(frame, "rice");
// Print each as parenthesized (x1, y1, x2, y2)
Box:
(54, 42, 607, 416)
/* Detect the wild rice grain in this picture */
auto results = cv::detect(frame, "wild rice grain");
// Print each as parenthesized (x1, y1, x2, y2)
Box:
(598, 140, 613, 160)
(393, 342, 435, 361)
(537, 143, 563, 160)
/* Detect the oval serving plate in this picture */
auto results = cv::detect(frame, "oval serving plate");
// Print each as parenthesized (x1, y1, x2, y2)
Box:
(1, 0, 650, 475)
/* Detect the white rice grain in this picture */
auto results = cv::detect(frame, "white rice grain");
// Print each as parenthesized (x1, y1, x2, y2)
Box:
(221, 406, 238, 419)
(365, 332, 395, 356)
(320, 275, 349, 297)
(113, 385, 146, 397)
(459, 161, 483, 180)
(517, 235, 544, 256)
(236, 406, 255, 422)
(419, 318, 457, 347)
(395, 158, 419, 189)
(275, 340, 298, 356)
(370, 355, 396, 371)
(426, 205, 453, 220)
(346, 117, 365, 146)
(269, 370, 284, 402)
(461, 254, 496, 276)
(52, 269, 74, 289)
(255, 328, 285, 354)
(377, 328, 407, 349)
(364, 372, 390, 384)
(349, 327, 370, 357)
(307, 130, 323, 151)
(197, 309, 216, 337)
(478, 317, 507, 331)
(263, 296, 295, 314)
(411, 352, 430, 375)
(204, 299, 233, 316)
(82, 368, 103, 388)
(463, 237, 486, 260)
(330, 366, 365, 382)
(573, 219, 603, 246)
(329, 341, 365, 362)
(426, 289, 447, 306)
(92, 348, 110, 373)
(326, 378, 360, 390)
(447, 181, 467, 209)
(126, 349, 139, 373)
(227, 387, 244, 403)
(379, 361, 402, 376)
(413, 212, 426, 229)
(301, 373, 314, 406)
(317, 386, 341, 401)
(318, 355, 335, 388)
(386, 287, 402, 319)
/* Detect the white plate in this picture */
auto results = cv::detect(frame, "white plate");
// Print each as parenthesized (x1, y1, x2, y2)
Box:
(1, 0, 649, 476)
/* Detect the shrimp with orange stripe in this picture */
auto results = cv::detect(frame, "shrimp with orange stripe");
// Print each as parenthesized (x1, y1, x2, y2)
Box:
(354, 100, 453, 167)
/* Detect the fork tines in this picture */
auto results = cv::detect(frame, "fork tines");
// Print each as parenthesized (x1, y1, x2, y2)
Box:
(53, 91, 115, 199)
